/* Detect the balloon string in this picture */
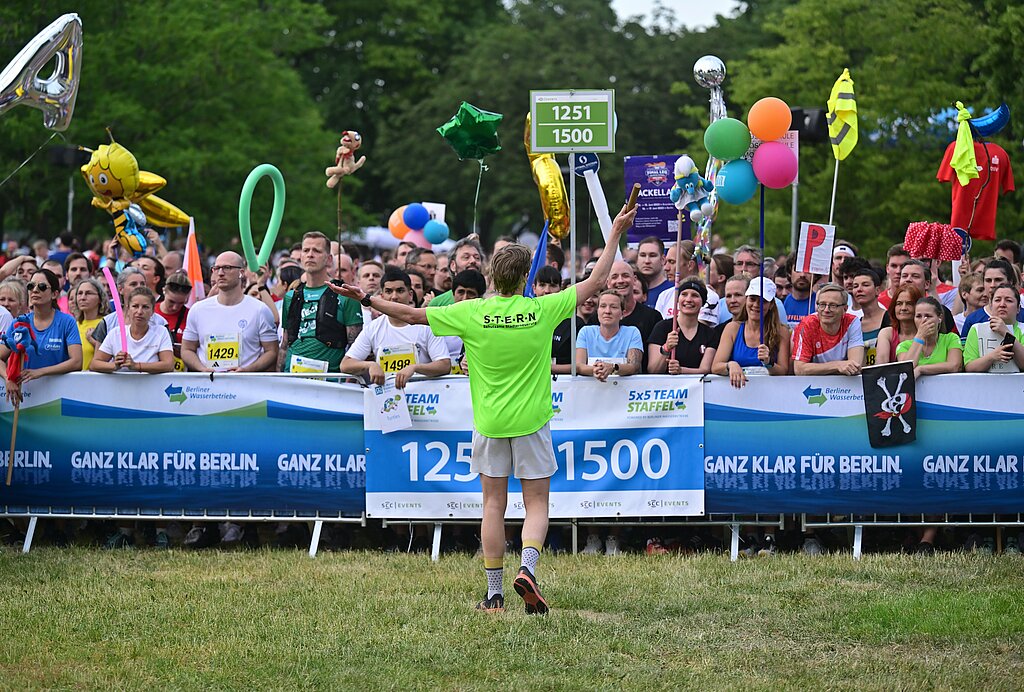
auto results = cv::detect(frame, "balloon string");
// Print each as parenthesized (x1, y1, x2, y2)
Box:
(0, 132, 63, 189)
(759, 184, 765, 350)
(472, 160, 486, 235)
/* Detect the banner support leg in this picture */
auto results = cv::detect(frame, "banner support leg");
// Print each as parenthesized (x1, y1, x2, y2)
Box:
(308, 520, 323, 558)
(22, 516, 37, 554)
(431, 523, 442, 562)
(853, 524, 863, 561)
(729, 523, 739, 562)
(571, 519, 578, 554)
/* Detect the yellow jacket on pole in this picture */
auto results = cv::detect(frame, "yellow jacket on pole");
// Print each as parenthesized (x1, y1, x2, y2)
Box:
(826, 68, 858, 161)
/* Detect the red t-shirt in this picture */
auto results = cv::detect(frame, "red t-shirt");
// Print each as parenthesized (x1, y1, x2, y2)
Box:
(936, 141, 1014, 241)
(154, 303, 189, 345)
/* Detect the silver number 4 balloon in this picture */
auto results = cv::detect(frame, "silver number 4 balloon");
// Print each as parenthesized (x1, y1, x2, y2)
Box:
(0, 13, 83, 132)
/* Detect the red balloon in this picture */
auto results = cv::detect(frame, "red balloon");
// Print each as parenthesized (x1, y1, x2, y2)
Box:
(389, 206, 411, 239)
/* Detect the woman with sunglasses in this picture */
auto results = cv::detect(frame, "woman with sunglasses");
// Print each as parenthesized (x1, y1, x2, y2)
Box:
(71, 277, 110, 370)
(0, 269, 82, 404)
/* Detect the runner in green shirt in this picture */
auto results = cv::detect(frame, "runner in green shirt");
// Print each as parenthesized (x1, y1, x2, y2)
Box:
(328, 203, 636, 615)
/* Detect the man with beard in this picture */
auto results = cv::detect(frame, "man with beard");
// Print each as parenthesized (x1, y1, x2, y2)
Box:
(783, 255, 815, 330)
(429, 238, 485, 306)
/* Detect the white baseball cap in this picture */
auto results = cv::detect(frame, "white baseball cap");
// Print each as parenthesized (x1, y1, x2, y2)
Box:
(744, 276, 777, 302)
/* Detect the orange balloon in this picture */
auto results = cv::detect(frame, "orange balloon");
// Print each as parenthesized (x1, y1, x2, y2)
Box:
(389, 205, 411, 239)
(747, 97, 792, 142)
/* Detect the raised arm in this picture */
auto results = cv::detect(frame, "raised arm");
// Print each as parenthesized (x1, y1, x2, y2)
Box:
(326, 284, 427, 325)
(576, 204, 637, 304)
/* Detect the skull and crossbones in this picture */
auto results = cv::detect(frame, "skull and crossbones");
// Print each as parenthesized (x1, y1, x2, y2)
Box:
(875, 373, 912, 436)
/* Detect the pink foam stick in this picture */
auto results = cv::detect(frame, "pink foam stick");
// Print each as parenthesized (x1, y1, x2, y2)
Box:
(101, 266, 127, 353)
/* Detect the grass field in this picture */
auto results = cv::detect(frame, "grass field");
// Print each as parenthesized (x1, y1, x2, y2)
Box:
(0, 548, 1022, 690)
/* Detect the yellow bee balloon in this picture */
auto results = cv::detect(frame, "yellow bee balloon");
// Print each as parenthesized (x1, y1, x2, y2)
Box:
(81, 135, 190, 234)
(523, 114, 569, 240)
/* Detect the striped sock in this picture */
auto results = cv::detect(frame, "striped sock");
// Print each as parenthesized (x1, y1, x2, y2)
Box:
(484, 557, 503, 599)
(521, 540, 543, 575)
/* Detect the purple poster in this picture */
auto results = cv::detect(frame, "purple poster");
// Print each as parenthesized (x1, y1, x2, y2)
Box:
(623, 154, 690, 247)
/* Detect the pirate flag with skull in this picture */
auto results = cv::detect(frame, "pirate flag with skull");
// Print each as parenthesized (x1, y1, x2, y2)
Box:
(861, 362, 917, 448)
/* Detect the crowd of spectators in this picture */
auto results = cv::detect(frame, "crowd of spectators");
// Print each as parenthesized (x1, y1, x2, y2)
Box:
(1, 227, 1022, 556)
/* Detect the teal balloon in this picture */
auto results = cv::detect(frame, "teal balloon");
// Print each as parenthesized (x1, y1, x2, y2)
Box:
(703, 118, 751, 161)
(423, 219, 449, 245)
(714, 159, 758, 204)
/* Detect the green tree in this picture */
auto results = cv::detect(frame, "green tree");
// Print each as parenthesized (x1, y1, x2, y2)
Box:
(0, 0, 333, 251)
(673, 0, 1007, 260)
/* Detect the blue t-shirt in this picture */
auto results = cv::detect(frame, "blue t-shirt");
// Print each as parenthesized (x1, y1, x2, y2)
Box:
(783, 293, 815, 329)
(6, 311, 81, 369)
(577, 324, 643, 361)
(646, 279, 674, 309)
(961, 306, 1024, 344)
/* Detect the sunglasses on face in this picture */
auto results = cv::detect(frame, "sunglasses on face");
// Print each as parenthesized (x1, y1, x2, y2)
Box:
(26, 282, 51, 292)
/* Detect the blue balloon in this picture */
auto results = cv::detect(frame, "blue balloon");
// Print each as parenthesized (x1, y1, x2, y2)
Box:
(714, 159, 758, 204)
(403, 203, 430, 231)
(423, 219, 449, 245)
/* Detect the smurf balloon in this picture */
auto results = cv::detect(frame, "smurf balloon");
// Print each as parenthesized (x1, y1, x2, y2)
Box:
(668, 155, 715, 224)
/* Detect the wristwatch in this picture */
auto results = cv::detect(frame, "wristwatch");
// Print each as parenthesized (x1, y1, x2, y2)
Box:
(660, 345, 671, 356)
(613, 363, 620, 373)
(360, 293, 373, 307)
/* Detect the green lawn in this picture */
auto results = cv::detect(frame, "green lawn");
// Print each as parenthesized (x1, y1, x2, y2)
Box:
(0, 549, 1022, 690)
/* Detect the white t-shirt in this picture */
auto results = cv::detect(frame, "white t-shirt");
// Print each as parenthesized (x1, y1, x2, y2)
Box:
(346, 314, 449, 374)
(656, 285, 723, 326)
(182, 295, 278, 371)
(98, 323, 172, 363)
(102, 311, 167, 330)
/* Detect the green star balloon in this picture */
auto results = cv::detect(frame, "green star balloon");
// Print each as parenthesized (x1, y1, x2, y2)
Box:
(437, 102, 503, 160)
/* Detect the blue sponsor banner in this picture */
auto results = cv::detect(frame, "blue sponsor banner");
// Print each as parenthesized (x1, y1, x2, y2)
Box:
(0, 374, 366, 517)
(365, 377, 705, 518)
(704, 375, 1024, 513)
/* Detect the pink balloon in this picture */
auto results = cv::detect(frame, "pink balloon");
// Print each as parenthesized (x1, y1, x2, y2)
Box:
(751, 141, 798, 189)
(404, 229, 432, 249)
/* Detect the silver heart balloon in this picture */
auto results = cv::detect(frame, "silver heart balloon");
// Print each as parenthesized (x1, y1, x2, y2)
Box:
(0, 14, 83, 132)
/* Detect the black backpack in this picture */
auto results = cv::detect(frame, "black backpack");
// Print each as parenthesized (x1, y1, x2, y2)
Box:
(284, 281, 349, 350)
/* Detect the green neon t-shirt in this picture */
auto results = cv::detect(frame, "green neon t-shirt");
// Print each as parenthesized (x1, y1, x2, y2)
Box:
(428, 290, 454, 307)
(895, 332, 962, 366)
(426, 287, 576, 438)
(283, 285, 362, 372)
